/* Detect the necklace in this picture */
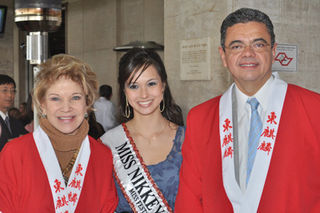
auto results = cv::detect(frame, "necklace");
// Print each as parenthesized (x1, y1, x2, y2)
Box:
(60, 148, 80, 185)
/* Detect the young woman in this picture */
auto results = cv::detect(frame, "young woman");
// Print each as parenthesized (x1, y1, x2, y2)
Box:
(100, 48, 185, 213)
(0, 54, 118, 212)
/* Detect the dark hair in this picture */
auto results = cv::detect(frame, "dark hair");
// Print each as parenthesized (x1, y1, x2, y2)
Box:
(26, 93, 34, 122)
(99, 84, 112, 100)
(118, 48, 184, 126)
(220, 8, 275, 50)
(0, 74, 16, 87)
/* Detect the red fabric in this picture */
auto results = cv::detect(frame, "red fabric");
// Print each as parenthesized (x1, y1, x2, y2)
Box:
(175, 84, 320, 213)
(0, 133, 118, 213)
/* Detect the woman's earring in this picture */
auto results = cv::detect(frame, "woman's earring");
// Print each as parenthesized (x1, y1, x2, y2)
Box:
(84, 112, 88, 118)
(160, 99, 165, 112)
(41, 113, 47, 119)
(125, 97, 131, 118)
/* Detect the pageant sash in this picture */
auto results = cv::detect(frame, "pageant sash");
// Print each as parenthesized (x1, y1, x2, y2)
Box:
(33, 127, 90, 213)
(100, 124, 172, 213)
(219, 77, 287, 213)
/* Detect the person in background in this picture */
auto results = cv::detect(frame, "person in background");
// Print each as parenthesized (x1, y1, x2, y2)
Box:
(0, 54, 118, 212)
(8, 107, 20, 119)
(100, 48, 185, 212)
(24, 93, 34, 132)
(94, 84, 117, 131)
(88, 111, 105, 139)
(18, 101, 31, 126)
(0, 74, 27, 151)
(175, 8, 320, 212)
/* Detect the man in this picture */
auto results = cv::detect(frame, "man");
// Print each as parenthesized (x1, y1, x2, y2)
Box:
(0, 74, 28, 151)
(175, 8, 320, 212)
(94, 84, 117, 131)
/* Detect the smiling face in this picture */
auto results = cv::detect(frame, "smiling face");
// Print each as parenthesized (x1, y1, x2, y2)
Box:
(125, 65, 165, 118)
(219, 21, 277, 95)
(40, 77, 88, 135)
(0, 83, 15, 113)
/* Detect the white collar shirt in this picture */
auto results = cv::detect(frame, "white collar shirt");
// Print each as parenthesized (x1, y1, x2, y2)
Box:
(235, 75, 275, 192)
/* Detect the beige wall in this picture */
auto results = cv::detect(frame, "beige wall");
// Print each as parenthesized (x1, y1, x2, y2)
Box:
(0, 0, 24, 106)
(0, 0, 13, 77)
(66, 0, 164, 108)
(164, 0, 320, 119)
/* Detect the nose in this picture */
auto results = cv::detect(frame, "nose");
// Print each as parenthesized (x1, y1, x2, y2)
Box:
(242, 45, 256, 57)
(61, 100, 72, 112)
(140, 86, 148, 98)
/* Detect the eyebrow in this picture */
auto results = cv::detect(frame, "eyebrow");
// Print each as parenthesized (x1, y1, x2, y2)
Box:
(228, 38, 268, 47)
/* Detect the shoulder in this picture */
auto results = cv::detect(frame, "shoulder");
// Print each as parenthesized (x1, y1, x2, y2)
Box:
(99, 124, 124, 147)
(189, 96, 221, 114)
(0, 133, 35, 158)
(88, 136, 113, 159)
(287, 84, 320, 100)
(187, 96, 221, 123)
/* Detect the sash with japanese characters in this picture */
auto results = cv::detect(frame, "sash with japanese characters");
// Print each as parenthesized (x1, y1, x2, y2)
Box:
(219, 78, 287, 213)
(101, 124, 172, 213)
(33, 127, 90, 213)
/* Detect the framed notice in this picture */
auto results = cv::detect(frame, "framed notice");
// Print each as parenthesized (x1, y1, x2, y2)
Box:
(272, 44, 297, 72)
(180, 37, 211, 80)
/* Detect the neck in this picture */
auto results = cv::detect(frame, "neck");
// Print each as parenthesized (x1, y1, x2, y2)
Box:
(235, 74, 271, 96)
(127, 112, 169, 135)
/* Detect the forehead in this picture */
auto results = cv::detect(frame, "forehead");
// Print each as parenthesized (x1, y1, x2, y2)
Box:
(0, 83, 15, 88)
(225, 21, 271, 43)
(128, 65, 160, 83)
(47, 77, 83, 93)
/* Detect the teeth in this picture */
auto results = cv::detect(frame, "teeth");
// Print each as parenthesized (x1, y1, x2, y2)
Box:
(240, 64, 256, 67)
(139, 101, 152, 105)
(59, 116, 73, 120)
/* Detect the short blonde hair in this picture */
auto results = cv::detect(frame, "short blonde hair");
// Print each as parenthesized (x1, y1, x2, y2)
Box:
(33, 54, 98, 117)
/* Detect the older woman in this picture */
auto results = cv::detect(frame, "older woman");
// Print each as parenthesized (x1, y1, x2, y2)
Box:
(0, 54, 118, 212)
(100, 48, 185, 213)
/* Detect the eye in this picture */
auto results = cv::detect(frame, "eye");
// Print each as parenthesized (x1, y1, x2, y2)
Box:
(253, 41, 266, 49)
(230, 43, 244, 50)
(72, 95, 82, 100)
(128, 84, 138, 89)
(49, 96, 60, 101)
(147, 81, 157, 87)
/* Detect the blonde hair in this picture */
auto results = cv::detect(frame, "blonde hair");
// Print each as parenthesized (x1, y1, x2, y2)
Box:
(33, 54, 98, 117)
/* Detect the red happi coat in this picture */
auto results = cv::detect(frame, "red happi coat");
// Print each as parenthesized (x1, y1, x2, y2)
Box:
(175, 84, 320, 213)
(0, 133, 118, 213)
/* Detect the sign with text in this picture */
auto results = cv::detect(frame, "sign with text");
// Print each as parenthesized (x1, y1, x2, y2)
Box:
(272, 44, 297, 72)
(180, 37, 211, 80)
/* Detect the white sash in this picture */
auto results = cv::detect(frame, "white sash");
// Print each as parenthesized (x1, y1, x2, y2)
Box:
(219, 78, 287, 213)
(100, 124, 172, 213)
(33, 127, 90, 213)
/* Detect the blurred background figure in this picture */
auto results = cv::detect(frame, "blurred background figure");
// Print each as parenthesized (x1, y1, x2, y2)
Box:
(88, 111, 105, 139)
(24, 94, 34, 132)
(0, 74, 27, 151)
(18, 102, 31, 126)
(94, 84, 117, 131)
(8, 107, 20, 119)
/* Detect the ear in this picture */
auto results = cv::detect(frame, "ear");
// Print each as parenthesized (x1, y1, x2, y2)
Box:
(162, 82, 166, 93)
(218, 46, 228, 68)
(271, 43, 278, 64)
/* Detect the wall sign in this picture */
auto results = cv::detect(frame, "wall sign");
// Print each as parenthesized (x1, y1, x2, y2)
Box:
(272, 44, 297, 72)
(180, 37, 211, 80)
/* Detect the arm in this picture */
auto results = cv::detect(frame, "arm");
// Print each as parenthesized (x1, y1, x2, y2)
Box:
(0, 143, 19, 212)
(175, 111, 204, 212)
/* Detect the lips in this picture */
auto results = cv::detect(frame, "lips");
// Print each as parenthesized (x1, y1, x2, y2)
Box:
(58, 116, 75, 121)
(138, 100, 152, 107)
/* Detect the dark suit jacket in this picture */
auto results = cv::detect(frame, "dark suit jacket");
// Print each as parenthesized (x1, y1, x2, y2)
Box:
(0, 116, 28, 151)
